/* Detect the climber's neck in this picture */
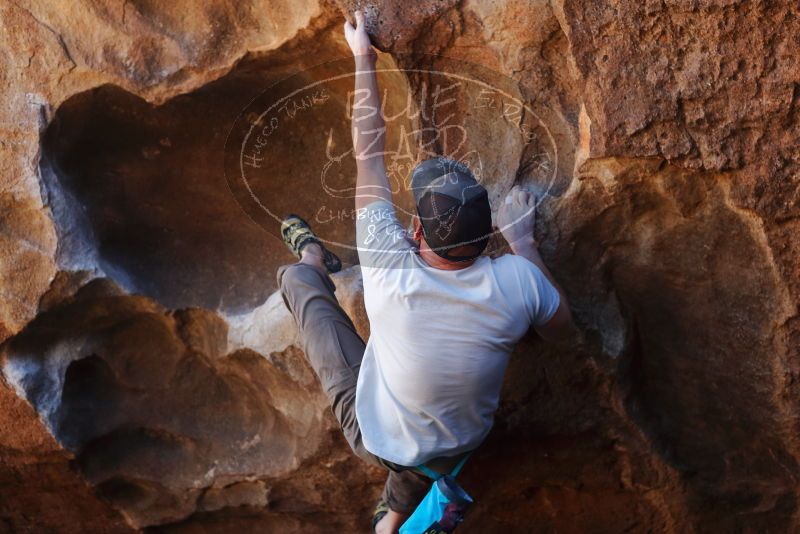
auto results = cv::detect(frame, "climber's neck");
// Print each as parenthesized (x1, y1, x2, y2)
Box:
(416, 239, 476, 271)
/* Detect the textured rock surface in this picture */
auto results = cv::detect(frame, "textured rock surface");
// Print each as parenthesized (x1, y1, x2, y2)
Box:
(335, 0, 460, 51)
(0, 0, 798, 532)
(1, 273, 382, 529)
(0, 372, 130, 533)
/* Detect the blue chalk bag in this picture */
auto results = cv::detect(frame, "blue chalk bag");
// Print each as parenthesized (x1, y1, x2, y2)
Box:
(399, 454, 474, 534)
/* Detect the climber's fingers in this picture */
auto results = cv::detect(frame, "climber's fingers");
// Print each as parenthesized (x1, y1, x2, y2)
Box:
(509, 186, 533, 207)
(507, 186, 523, 206)
(505, 186, 519, 208)
(355, 10, 365, 30)
(344, 20, 354, 43)
(519, 188, 533, 206)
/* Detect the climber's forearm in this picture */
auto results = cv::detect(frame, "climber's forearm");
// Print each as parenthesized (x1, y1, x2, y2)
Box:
(352, 54, 391, 210)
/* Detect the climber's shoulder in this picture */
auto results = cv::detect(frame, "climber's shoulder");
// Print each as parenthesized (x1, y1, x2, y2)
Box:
(489, 253, 574, 340)
(485, 253, 552, 300)
(488, 252, 541, 275)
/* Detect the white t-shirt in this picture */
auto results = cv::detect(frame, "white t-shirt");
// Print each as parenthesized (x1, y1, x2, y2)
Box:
(354, 200, 560, 466)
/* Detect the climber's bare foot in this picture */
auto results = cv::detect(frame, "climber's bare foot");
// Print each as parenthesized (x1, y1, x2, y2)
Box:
(374, 509, 409, 534)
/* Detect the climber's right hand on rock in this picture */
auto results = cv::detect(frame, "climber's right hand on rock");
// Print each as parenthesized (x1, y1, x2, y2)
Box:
(344, 10, 376, 59)
(497, 186, 537, 250)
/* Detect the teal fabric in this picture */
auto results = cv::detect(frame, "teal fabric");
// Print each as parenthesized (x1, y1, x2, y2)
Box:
(399, 481, 452, 534)
(399, 455, 473, 534)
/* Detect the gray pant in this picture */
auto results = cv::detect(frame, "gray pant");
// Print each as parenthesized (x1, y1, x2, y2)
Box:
(278, 263, 467, 513)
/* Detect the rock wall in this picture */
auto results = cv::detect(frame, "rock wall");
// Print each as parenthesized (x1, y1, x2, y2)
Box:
(0, 0, 798, 532)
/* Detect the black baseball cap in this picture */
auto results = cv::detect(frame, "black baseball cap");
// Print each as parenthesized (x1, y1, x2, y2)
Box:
(410, 157, 492, 262)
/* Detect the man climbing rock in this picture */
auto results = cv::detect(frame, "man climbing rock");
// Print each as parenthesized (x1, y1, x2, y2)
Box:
(277, 11, 575, 533)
